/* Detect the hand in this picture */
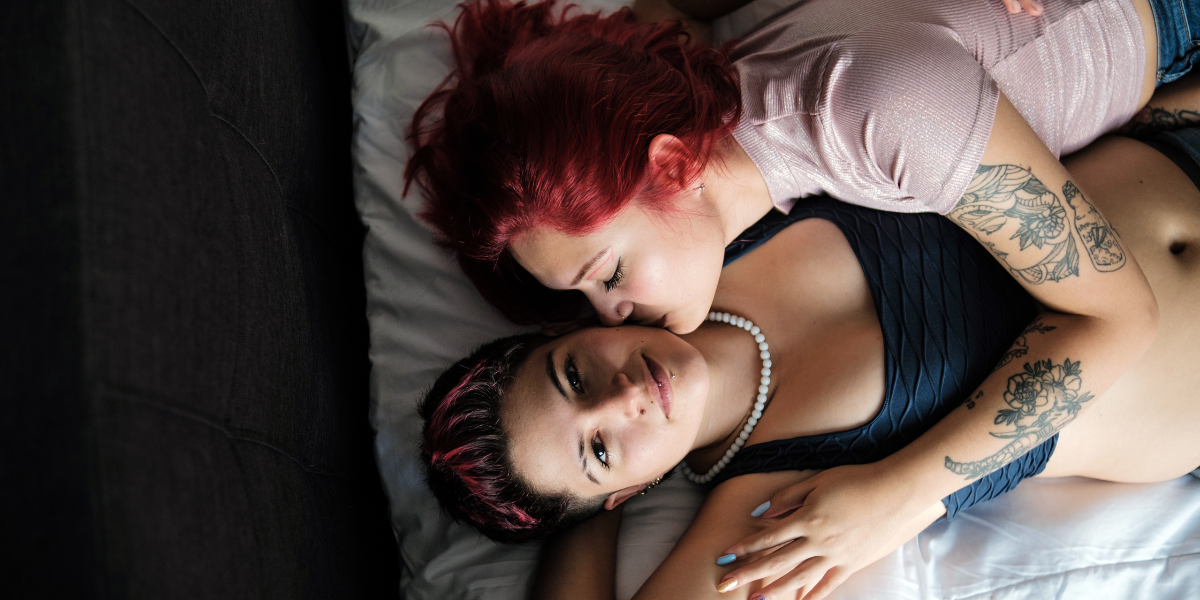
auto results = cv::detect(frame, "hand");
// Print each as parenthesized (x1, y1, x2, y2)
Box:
(999, 0, 1044, 15)
(716, 463, 921, 600)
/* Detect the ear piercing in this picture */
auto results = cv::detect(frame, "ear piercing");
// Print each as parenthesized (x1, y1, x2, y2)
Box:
(639, 476, 664, 495)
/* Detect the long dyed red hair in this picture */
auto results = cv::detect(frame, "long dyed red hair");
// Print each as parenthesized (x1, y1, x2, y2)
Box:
(405, 0, 741, 322)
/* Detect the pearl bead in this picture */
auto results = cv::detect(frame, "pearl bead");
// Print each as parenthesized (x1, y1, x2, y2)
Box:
(685, 311, 774, 485)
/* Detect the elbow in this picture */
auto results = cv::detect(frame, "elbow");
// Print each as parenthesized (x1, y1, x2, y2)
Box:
(1134, 287, 1161, 357)
(1118, 283, 1160, 361)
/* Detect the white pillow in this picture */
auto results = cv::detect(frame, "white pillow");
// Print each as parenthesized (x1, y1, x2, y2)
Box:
(347, 0, 1200, 598)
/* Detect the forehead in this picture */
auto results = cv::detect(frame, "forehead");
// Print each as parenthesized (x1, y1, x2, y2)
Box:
(510, 225, 609, 289)
(502, 343, 588, 495)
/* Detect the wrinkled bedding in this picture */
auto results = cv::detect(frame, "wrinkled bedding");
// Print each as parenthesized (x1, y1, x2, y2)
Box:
(346, 0, 1200, 597)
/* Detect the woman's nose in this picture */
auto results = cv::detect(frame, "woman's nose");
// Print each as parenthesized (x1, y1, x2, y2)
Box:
(596, 299, 634, 326)
(597, 372, 643, 419)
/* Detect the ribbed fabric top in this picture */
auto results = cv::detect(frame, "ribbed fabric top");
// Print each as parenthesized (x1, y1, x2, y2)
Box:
(725, 0, 1146, 214)
(716, 197, 1054, 518)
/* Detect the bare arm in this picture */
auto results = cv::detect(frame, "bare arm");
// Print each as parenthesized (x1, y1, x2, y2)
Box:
(720, 92, 1159, 600)
(532, 506, 623, 600)
(1120, 70, 1200, 137)
(665, 0, 756, 21)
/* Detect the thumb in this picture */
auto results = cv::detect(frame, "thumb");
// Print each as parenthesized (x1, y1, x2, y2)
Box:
(761, 477, 818, 518)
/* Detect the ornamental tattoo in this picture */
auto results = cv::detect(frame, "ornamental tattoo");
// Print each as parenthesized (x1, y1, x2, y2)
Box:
(993, 316, 1057, 372)
(951, 165, 1080, 285)
(1062, 181, 1126, 272)
(1120, 106, 1200, 138)
(945, 358, 1095, 480)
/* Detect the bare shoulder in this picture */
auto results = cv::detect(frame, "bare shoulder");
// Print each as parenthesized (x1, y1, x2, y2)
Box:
(633, 470, 818, 600)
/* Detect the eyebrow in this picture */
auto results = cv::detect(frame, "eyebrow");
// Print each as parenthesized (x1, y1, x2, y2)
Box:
(578, 438, 600, 485)
(546, 351, 567, 400)
(571, 248, 611, 287)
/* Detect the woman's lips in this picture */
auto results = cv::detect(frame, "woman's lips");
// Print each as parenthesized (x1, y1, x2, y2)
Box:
(642, 354, 673, 418)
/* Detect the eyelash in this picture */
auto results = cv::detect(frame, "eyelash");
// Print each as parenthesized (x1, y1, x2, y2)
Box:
(565, 355, 584, 393)
(592, 436, 610, 469)
(603, 259, 625, 292)
(565, 356, 609, 469)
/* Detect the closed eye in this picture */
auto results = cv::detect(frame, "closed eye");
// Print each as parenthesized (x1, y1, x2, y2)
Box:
(603, 258, 625, 292)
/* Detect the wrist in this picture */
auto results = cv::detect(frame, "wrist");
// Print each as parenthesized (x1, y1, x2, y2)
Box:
(874, 449, 956, 512)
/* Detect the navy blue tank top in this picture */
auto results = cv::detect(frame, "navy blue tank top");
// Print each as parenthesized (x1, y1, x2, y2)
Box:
(714, 197, 1057, 519)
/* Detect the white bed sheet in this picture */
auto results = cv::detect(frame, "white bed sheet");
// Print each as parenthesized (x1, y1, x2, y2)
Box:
(347, 0, 1200, 597)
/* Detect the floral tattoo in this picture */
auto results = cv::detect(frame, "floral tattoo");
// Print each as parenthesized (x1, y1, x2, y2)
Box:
(993, 316, 1057, 372)
(951, 165, 1081, 285)
(945, 358, 1094, 480)
(1119, 106, 1200, 138)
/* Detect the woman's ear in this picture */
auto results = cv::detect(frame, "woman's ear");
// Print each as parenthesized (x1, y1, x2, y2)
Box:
(604, 483, 647, 510)
(646, 134, 695, 190)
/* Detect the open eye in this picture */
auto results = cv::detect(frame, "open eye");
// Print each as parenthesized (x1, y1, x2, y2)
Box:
(603, 258, 625, 292)
(565, 355, 584, 393)
(591, 436, 609, 469)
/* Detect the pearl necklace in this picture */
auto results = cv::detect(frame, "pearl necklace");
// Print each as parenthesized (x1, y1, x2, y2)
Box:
(680, 311, 772, 484)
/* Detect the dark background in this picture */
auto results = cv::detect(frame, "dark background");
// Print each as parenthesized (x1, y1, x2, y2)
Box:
(0, 0, 400, 597)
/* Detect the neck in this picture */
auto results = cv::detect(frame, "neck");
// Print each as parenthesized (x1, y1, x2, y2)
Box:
(703, 137, 776, 246)
(679, 322, 764, 452)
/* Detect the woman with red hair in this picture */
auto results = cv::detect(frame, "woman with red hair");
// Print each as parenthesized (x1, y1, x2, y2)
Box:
(406, 0, 1200, 596)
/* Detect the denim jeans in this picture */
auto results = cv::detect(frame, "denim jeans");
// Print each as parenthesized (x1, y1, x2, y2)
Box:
(1150, 0, 1200, 85)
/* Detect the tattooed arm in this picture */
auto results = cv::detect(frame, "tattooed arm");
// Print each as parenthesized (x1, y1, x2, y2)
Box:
(716, 93, 1159, 600)
(1119, 70, 1200, 138)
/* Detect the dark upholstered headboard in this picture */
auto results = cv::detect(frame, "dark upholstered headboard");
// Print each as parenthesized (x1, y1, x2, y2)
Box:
(1, 0, 399, 597)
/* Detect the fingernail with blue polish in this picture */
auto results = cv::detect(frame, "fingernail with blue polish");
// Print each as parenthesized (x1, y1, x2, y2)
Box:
(716, 553, 737, 566)
(751, 501, 771, 517)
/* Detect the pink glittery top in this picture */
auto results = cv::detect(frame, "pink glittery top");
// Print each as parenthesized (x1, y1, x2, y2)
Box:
(726, 0, 1146, 215)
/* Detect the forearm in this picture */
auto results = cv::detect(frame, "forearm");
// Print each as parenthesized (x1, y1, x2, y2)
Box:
(1121, 70, 1200, 137)
(880, 309, 1155, 511)
(632, 0, 712, 44)
(532, 507, 623, 600)
(665, 0, 755, 20)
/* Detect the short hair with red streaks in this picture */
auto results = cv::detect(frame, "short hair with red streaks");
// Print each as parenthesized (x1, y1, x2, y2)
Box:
(419, 333, 605, 543)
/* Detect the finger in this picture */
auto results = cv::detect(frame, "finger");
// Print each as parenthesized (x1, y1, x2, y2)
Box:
(722, 540, 818, 592)
(761, 479, 818, 518)
(750, 557, 826, 600)
(1020, 0, 1044, 15)
(799, 567, 850, 600)
(1002, 0, 1021, 14)
(724, 512, 809, 558)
